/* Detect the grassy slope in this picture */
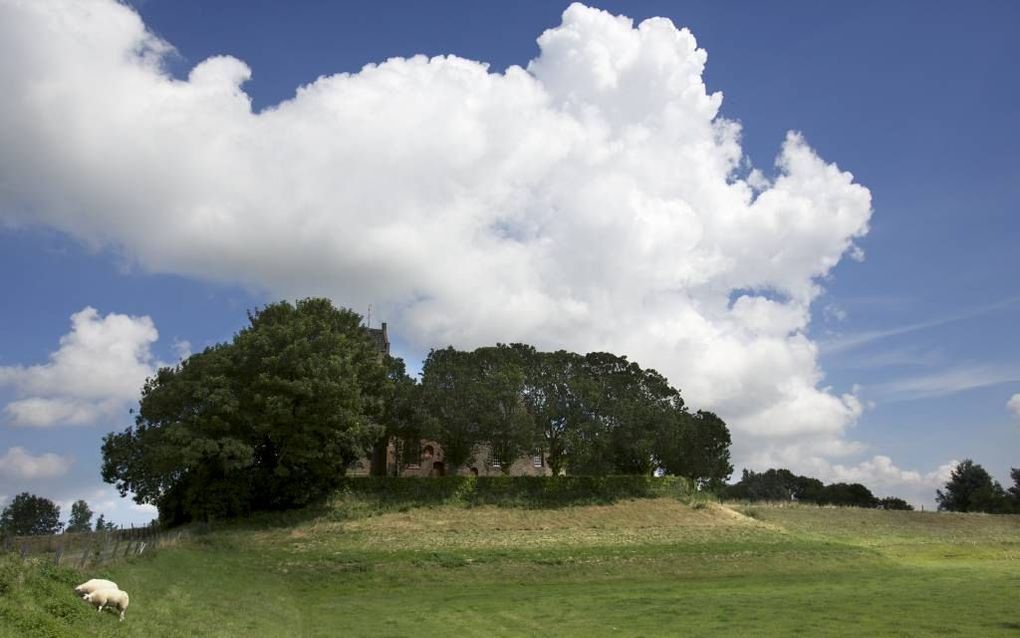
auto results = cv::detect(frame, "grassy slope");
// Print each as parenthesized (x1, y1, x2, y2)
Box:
(2, 498, 1018, 637)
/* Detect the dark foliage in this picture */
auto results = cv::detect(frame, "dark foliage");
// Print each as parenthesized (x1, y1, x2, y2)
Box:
(420, 344, 732, 484)
(878, 497, 914, 511)
(102, 298, 389, 526)
(725, 469, 895, 509)
(1008, 467, 1020, 511)
(64, 500, 93, 534)
(337, 475, 694, 507)
(93, 514, 116, 532)
(0, 493, 62, 536)
(936, 459, 1011, 513)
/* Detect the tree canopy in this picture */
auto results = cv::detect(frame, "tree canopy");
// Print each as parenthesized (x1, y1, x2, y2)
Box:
(0, 493, 62, 536)
(1009, 468, 1020, 511)
(94, 514, 116, 532)
(420, 344, 732, 483)
(102, 299, 735, 526)
(102, 298, 390, 526)
(936, 459, 1011, 513)
(65, 500, 93, 533)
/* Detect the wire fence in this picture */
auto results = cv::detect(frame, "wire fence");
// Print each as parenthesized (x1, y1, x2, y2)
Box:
(0, 526, 188, 569)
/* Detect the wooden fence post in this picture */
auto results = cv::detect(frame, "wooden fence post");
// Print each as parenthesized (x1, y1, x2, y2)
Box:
(78, 541, 90, 569)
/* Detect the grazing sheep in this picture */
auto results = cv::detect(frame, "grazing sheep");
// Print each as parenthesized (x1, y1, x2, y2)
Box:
(73, 579, 118, 598)
(84, 588, 130, 621)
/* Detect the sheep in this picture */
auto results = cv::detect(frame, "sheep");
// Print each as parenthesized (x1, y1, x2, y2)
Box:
(73, 578, 118, 598)
(83, 587, 130, 621)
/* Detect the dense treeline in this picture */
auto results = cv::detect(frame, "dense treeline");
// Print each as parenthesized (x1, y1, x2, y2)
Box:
(727, 463, 1020, 513)
(101, 299, 732, 526)
(414, 344, 732, 483)
(724, 468, 915, 510)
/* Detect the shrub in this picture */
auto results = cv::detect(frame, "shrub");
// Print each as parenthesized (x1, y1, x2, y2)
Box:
(335, 475, 694, 507)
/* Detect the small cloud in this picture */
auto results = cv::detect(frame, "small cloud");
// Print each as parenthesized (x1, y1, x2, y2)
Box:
(0, 307, 159, 427)
(823, 303, 847, 323)
(848, 245, 865, 262)
(1008, 393, 1020, 417)
(746, 168, 770, 191)
(130, 503, 158, 515)
(873, 365, 1020, 403)
(0, 447, 73, 480)
(821, 297, 1020, 354)
(172, 339, 192, 362)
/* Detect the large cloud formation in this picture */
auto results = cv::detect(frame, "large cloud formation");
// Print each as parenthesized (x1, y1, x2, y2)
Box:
(0, 1, 885, 480)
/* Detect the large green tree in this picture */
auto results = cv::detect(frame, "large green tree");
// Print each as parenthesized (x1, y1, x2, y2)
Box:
(522, 349, 584, 476)
(472, 345, 537, 473)
(419, 347, 485, 472)
(936, 459, 1010, 513)
(102, 298, 387, 525)
(566, 352, 664, 476)
(655, 410, 733, 488)
(0, 493, 62, 536)
(64, 500, 93, 533)
(420, 344, 732, 479)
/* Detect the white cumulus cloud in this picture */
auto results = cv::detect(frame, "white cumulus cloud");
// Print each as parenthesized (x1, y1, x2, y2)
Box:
(0, 307, 159, 427)
(0, 447, 73, 480)
(1008, 393, 1020, 417)
(0, 2, 874, 466)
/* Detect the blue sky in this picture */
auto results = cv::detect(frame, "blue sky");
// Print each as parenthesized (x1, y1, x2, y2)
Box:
(1, 0, 1017, 525)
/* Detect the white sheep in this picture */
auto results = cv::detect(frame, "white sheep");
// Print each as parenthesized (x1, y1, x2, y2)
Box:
(73, 578, 118, 598)
(83, 587, 130, 621)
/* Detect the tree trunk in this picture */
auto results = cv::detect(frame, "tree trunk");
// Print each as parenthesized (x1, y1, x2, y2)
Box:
(369, 436, 389, 476)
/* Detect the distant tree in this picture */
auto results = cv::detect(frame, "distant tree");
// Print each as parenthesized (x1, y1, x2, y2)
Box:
(878, 497, 914, 511)
(818, 482, 879, 508)
(725, 470, 879, 508)
(0, 493, 62, 536)
(93, 514, 116, 531)
(103, 298, 387, 526)
(65, 500, 94, 533)
(726, 469, 802, 502)
(1008, 468, 1020, 512)
(936, 459, 1009, 513)
(791, 475, 826, 503)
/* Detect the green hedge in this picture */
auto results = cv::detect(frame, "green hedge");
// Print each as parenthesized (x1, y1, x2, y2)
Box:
(335, 475, 694, 507)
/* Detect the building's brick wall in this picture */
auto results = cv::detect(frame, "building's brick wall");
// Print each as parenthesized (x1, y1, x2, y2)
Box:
(349, 439, 552, 477)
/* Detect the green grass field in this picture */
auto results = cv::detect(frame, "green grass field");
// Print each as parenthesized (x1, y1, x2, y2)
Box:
(3, 496, 1019, 636)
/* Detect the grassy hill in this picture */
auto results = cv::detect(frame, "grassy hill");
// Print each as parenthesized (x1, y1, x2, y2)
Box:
(2, 494, 1018, 637)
